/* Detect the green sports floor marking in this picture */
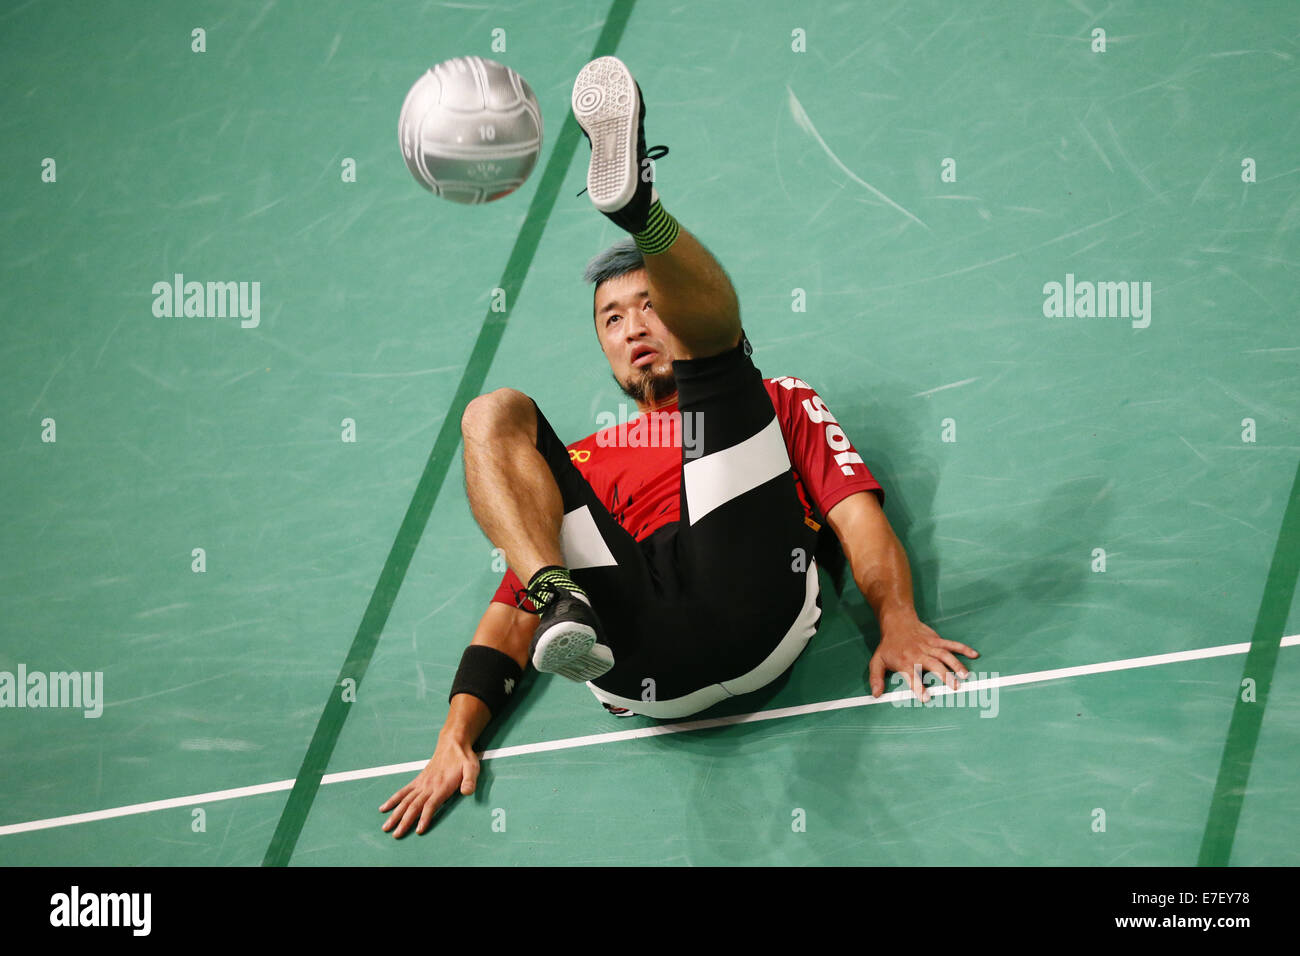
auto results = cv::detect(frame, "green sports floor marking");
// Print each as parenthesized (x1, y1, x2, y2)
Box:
(1198, 456, 1300, 866)
(261, 0, 638, 867)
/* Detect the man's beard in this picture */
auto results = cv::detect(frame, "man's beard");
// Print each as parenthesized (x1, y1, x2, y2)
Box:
(615, 361, 677, 407)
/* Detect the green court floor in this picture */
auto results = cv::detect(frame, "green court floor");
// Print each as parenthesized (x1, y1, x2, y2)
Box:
(1, 0, 1297, 866)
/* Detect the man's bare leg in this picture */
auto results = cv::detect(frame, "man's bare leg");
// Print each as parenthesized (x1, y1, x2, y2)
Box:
(460, 387, 563, 588)
(641, 228, 743, 360)
(461, 387, 613, 681)
(572, 56, 743, 361)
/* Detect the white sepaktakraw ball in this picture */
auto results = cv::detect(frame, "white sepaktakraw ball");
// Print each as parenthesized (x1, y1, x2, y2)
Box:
(398, 56, 543, 204)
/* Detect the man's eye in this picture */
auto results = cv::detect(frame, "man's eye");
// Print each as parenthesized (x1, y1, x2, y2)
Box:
(607, 314, 621, 326)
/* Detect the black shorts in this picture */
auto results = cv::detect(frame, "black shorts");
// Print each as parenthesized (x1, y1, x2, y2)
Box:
(530, 333, 823, 718)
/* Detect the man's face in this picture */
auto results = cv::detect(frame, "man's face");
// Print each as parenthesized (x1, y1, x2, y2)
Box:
(593, 270, 682, 409)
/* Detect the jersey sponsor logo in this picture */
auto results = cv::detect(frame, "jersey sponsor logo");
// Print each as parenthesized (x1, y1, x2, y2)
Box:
(569, 448, 592, 463)
(798, 393, 865, 477)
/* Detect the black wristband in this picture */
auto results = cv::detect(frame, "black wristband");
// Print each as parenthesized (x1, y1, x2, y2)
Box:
(449, 645, 523, 716)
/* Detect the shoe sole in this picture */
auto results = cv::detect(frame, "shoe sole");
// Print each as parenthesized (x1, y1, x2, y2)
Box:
(532, 620, 614, 682)
(572, 56, 640, 213)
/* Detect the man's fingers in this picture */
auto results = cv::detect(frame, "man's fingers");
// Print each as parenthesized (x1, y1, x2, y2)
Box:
(935, 649, 968, 680)
(905, 664, 928, 702)
(417, 795, 441, 835)
(379, 785, 411, 813)
(939, 638, 978, 659)
(922, 653, 962, 688)
(394, 796, 425, 839)
(461, 760, 479, 796)
(923, 653, 976, 691)
(387, 792, 419, 837)
(868, 653, 886, 697)
(382, 792, 414, 833)
(923, 663, 955, 691)
(415, 774, 469, 834)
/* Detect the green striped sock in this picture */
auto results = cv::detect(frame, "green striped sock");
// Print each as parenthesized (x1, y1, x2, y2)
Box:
(525, 565, 586, 611)
(633, 199, 680, 256)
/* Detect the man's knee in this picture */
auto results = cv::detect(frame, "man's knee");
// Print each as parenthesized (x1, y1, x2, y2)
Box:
(461, 387, 536, 442)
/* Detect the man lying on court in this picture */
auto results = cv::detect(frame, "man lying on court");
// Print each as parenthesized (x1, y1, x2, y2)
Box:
(381, 56, 978, 837)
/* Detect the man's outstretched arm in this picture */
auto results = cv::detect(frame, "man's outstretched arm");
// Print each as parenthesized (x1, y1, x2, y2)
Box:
(379, 600, 538, 838)
(824, 491, 979, 701)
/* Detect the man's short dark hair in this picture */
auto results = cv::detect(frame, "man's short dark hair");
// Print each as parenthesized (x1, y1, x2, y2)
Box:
(584, 238, 645, 324)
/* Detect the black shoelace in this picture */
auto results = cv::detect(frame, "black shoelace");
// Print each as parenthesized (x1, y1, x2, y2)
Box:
(515, 579, 568, 615)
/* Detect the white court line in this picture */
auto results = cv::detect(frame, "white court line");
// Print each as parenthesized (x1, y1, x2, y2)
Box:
(2, 634, 1297, 838)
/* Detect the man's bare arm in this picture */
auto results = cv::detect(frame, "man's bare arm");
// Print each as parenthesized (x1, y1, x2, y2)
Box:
(824, 490, 978, 700)
(380, 600, 538, 837)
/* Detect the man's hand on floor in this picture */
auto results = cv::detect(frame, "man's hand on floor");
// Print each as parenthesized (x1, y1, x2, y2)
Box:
(869, 613, 979, 702)
(380, 732, 481, 838)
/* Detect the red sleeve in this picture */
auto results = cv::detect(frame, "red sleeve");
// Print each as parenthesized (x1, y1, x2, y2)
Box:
(769, 376, 884, 518)
(490, 567, 536, 613)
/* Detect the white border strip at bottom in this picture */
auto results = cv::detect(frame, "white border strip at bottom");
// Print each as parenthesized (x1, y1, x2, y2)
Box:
(2, 634, 1296, 837)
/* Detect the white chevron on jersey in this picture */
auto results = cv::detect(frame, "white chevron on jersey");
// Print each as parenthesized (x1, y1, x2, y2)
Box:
(682, 415, 791, 525)
(559, 505, 619, 569)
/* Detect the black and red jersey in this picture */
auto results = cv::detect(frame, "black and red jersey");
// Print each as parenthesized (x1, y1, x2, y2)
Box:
(491, 376, 883, 610)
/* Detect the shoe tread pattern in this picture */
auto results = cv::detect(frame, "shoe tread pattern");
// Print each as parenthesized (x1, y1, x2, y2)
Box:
(572, 57, 638, 210)
(531, 601, 614, 681)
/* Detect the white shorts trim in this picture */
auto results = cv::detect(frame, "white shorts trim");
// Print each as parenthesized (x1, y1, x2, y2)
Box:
(585, 559, 822, 719)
